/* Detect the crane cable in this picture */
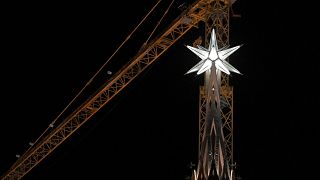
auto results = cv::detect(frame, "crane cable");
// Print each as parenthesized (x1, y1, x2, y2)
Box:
(18, 0, 162, 162)
(134, 0, 176, 86)
(141, 0, 175, 49)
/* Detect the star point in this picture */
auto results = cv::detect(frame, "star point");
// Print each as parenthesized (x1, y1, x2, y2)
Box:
(185, 28, 242, 76)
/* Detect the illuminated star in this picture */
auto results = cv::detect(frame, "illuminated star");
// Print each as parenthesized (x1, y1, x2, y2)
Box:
(185, 28, 242, 75)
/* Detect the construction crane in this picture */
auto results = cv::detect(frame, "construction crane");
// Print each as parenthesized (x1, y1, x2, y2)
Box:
(187, 1, 241, 180)
(1, 0, 239, 179)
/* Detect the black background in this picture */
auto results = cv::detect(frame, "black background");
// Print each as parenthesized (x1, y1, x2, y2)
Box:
(1, 0, 319, 179)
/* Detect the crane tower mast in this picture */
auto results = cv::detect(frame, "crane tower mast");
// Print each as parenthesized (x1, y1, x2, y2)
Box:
(196, 1, 235, 179)
(1, 0, 237, 179)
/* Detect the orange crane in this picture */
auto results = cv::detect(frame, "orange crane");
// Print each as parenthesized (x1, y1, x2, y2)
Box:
(1, 0, 239, 179)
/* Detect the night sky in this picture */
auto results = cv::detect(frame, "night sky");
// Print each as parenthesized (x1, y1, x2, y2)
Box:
(1, 1, 319, 180)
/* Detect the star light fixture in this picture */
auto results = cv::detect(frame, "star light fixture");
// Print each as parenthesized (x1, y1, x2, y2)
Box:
(185, 28, 242, 75)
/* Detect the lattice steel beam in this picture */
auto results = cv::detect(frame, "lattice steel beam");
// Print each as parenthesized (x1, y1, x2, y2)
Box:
(197, 0, 235, 179)
(1, 0, 219, 179)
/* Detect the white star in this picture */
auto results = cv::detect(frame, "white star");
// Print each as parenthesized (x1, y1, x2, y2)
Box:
(185, 28, 242, 75)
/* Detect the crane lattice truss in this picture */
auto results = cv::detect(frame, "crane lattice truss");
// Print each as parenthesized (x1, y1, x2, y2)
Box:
(1, 0, 235, 179)
(196, 1, 234, 180)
